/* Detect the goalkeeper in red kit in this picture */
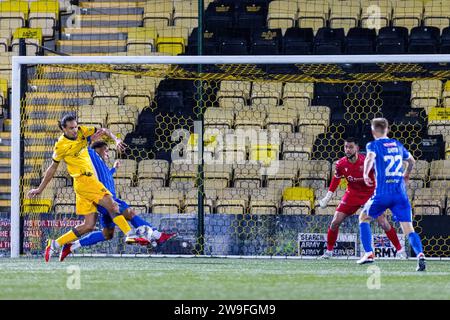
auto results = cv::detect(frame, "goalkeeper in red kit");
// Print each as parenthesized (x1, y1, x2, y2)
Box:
(318, 137, 405, 259)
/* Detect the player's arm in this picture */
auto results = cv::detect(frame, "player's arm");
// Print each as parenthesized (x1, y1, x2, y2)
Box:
(403, 152, 415, 184)
(27, 161, 59, 197)
(91, 127, 127, 153)
(110, 160, 121, 174)
(363, 152, 376, 187)
(319, 165, 342, 208)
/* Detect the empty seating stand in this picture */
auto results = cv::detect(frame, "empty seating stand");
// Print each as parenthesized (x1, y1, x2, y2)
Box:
(313, 27, 345, 55)
(408, 26, 440, 54)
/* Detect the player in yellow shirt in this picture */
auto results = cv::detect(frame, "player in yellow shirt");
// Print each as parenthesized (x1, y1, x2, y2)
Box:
(28, 114, 143, 262)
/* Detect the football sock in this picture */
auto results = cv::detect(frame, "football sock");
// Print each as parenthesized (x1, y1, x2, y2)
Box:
(112, 215, 132, 235)
(130, 216, 152, 229)
(408, 232, 424, 256)
(385, 226, 402, 251)
(78, 231, 106, 248)
(327, 227, 339, 252)
(359, 222, 373, 253)
(56, 230, 78, 248)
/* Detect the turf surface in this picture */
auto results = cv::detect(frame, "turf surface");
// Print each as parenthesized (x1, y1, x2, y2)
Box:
(0, 258, 449, 300)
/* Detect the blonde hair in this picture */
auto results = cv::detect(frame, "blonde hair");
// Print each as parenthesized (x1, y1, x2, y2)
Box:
(371, 118, 389, 133)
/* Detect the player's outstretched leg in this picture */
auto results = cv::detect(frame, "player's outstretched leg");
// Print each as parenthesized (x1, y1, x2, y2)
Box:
(357, 213, 374, 265)
(400, 222, 426, 271)
(123, 208, 177, 246)
(59, 230, 111, 262)
(45, 214, 96, 262)
(98, 195, 136, 243)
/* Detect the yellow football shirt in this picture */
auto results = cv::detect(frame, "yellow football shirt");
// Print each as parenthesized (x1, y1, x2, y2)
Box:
(52, 126, 96, 178)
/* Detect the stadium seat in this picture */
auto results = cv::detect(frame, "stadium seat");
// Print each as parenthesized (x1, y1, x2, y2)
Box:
(297, 0, 329, 31)
(329, 0, 361, 33)
(360, 0, 392, 30)
(267, 0, 298, 30)
(376, 26, 409, 54)
(392, 0, 424, 30)
(119, 186, 151, 214)
(143, 1, 173, 28)
(282, 27, 314, 54)
(313, 27, 345, 55)
(251, 81, 282, 108)
(126, 27, 157, 54)
(187, 28, 219, 55)
(250, 28, 282, 55)
(234, 108, 266, 130)
(156, 26, 189, 55)
(0, 1, 28, 39)
(236, 1, 269, 29)
(297, 106, 329, 132)
(173, 1, 199, 30)
(204, 164, 233, 189)
(29, 0, 59, 38)
(408, 26, 440, 54)
(346, 27, 376, 55)
(441, 27, 450, 53)
(413, 188, 446, 215)
(266, 160, 298, 193)
(114, 159, 137, 186)
(219, 30, 249, 55)
(249, 188, 280, 214)
(205, 1, 235, 30)
(151, 188, 184, 214)
(424, 0, 450, 30)
(265, 107, 297, 133)
(184, 189, 215, 214)
(281, 187, 314, 215)
(12, 28, 43, 56)
(282, 132, 315, 160)
(297, 160, 330, 190)
(410, 79, 442, 112)
(215, 130, 247, 164)
(403, 160, 429, 190)
(283, 82, 314, 103)
(137, 159, 169, 189)
(170, 162, 197, 189)
(215, 187, 249, 214)
(233, 162, 262, 189)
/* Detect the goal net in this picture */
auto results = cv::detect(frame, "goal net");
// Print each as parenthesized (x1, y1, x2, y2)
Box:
(7, 55, 450, 258)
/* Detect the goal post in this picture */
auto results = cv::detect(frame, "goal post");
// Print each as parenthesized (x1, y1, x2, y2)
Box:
(10, 54, 450, 258)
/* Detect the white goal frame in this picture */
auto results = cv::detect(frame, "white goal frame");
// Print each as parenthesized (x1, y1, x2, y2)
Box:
(10, 54, 450, 258)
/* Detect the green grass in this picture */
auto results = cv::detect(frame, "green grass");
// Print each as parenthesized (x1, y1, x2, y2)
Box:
(0, 258, 449, 299)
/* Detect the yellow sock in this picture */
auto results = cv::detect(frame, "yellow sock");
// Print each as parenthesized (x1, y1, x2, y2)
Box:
(56, 230, 78, 247)
(113, 215, 132, 234)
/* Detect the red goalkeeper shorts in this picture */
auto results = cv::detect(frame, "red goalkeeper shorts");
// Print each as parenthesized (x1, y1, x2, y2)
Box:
(336, 192, 373, 215)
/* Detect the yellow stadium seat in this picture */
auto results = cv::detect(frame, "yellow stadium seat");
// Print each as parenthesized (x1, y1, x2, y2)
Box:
(0, 1, 29, 19)
(0, 1, 28, 38)
(424, 0, 450, 29)
(23, 198, 53, 214)
(249, 144, 280, 166)
(156, 37, 186, 55)
(283, 187, 314, 203)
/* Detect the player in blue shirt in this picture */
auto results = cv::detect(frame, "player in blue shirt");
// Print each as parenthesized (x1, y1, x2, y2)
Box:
(59, 140, 176, 261)
(358, 118, 426, 271)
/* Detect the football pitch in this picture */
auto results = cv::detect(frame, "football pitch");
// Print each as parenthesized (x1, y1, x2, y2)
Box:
(1, 257, 450, 300)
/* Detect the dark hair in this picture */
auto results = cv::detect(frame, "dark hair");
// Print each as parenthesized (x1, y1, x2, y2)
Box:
(59, 114, 77, 130)
(91, 140, 108, 149)
(344, 137, 358, 145)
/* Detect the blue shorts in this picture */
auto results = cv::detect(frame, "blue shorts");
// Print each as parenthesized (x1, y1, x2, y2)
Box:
(362, 192, 412, 222)
(97, 197, 130, 229)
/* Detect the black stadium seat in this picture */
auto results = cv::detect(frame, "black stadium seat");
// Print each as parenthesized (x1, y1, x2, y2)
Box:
(346, 27, 376, 54)
(282, 27, 314, 54)
(219, 29, 249, 55)
(376, 26, 408, 54)
(205, 1, 235, 30)
(440, 27, 450, 53)
(408, 26, 440, 54)
(236, 1, 268, 29)
(187, 28, 220, 55)
(313, 27, 345, 55)
(250, 28, 282, 55)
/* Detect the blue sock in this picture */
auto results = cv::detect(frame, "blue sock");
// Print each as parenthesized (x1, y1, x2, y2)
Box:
(360, 222, 373, 253)
(79, 231, 106, 247)
(130, 216, 153, 229)
(408, 232, 423, 256)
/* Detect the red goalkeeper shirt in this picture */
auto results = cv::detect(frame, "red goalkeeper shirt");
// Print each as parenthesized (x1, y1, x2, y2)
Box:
(329, 154, 375, 196)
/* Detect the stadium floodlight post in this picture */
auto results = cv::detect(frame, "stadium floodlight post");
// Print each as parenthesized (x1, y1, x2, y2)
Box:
(10, 54, 450, 257)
